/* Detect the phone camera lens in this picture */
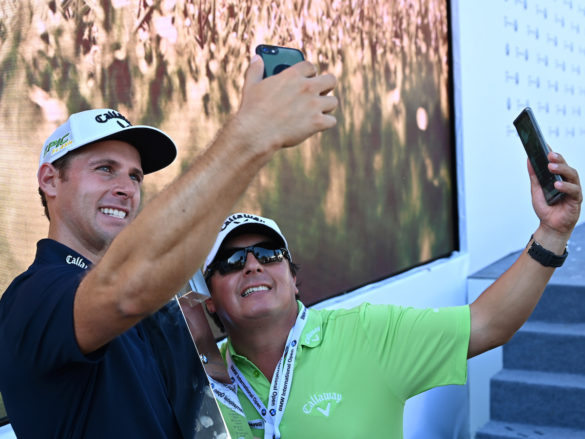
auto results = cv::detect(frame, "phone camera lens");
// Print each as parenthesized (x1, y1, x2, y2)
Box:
(261, 46, 271, 54)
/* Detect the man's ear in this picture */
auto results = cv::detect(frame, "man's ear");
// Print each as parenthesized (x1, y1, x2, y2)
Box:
(204, 297, 216, 314)
(38, 163, 59, 197)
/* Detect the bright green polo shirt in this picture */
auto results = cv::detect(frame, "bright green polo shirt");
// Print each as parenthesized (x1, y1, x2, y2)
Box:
(219, 301, 470, 438)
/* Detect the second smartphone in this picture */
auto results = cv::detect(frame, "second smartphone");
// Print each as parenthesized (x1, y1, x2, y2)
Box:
(255, 45, 304, 78)
(513, 107, 563, 205)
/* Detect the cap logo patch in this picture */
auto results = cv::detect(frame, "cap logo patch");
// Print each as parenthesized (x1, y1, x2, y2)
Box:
(94, 110, 132, 128)
(43, 133, 72, 158)
(221, 213, 266, 231)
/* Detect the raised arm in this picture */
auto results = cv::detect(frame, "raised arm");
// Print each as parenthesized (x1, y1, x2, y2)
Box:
(468, 151, 582, 358)
(73, 57, 338, 353)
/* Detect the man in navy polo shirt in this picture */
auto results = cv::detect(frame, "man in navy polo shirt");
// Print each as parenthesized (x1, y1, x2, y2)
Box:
(0, 54, 337, 438)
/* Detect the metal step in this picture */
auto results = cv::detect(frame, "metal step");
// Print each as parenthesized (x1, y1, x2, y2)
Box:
(490, 369, 585, 430)
(476, 420, 585, 439)
(503, 321, 585, 374)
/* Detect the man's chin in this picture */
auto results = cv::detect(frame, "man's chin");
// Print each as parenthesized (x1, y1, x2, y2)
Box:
(96, 224, 126, 247)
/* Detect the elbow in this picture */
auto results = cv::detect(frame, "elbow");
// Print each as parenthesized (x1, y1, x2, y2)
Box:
(116, 294, 153, 320)
(469, 318, 518, 358)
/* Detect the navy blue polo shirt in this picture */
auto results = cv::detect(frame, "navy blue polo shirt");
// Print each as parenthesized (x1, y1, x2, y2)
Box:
(0, 239, 201, 438)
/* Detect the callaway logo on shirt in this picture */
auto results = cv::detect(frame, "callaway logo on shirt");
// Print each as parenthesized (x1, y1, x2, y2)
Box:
(301, 392, 343, 417)
(65, 255, 88, 270)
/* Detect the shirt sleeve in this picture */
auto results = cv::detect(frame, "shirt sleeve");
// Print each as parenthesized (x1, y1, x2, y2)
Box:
(359, 303, 470, 400)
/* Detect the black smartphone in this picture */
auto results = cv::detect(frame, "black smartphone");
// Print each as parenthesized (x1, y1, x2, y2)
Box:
(255, 45, 304, 78)
(513, 107, 563, 205)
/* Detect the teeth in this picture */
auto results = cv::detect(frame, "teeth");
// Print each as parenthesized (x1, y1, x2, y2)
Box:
(241, 286, 270, 297)
(100, 208, 127, 219)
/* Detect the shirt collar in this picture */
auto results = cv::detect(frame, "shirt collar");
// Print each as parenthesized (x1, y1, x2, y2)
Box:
(225, 300, 324, 361)
(36, 238, 92, 271)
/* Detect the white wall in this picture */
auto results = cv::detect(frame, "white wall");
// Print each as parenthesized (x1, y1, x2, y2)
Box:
(458, 0, 585, 274)
(317, 1, 585, 438)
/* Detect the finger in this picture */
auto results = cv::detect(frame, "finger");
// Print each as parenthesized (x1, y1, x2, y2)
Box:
(317, 113, 337, 131)
(554, 179, 582, 200)
(526, 158, 538, 182)
(316, 73, 337, 96)
(291, 60, 318, 78)
(526, 159, 545, 198)
(318, 95, 339, 115)
(282, 113, 337, 147)
(548, 160, 580, 184)
(547, 151, 565, 165)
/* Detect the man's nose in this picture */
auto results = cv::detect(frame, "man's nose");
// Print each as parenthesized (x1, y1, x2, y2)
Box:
(243, 251, 263, 274)
(113, 175, 137, 199)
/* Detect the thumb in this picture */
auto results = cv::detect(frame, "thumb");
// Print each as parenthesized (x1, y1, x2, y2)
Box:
(527, 159, 539, 186)
(242, 55, 264, 93)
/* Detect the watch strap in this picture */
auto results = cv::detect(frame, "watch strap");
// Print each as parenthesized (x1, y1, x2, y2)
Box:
(527, 235, 568, 267)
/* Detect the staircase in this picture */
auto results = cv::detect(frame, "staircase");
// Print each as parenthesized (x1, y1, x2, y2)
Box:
(475, 225, 585, 439)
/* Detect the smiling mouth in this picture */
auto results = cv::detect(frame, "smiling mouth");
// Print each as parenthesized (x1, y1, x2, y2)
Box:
(241, 286, 270, 298)
(100, 208, 127, 219)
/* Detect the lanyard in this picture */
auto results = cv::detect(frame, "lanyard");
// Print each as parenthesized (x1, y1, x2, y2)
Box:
(208, 377, 245, 417)
(226, 304, 307, 439)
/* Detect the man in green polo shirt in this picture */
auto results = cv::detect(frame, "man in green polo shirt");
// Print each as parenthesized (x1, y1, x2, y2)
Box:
(202, 151, 581, 438)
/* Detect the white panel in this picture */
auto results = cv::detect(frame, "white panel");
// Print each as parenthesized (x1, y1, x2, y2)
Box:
(459, 0, 585, 274)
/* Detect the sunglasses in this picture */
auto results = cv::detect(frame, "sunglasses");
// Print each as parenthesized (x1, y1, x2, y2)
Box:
(205, 244, 290, 279)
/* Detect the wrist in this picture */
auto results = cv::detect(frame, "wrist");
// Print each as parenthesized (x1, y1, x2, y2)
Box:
(526, 234, 568, 267)
(230, 111, 281, 157)
(532, 225, 570, 255)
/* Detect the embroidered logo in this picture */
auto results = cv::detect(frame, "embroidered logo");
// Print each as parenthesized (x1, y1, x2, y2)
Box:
(220, 213, 265, 231)
(94, 110, 132, 128)
(304, 326, 321, 344)
(66, 255, 88, 270)
(316, 403, 331, 417)
(302, 392, 342, 416)
(43, 133, 72, 159)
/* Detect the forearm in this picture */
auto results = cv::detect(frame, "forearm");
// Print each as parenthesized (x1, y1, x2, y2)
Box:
(111, 116, 274, 295)
(468, 225, 567, 358)
(73, 58, 337, 353)
(75, 116, 277, 350)
(467, 151, 582, 359)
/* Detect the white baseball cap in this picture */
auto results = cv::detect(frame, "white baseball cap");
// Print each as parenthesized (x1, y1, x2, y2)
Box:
(39, 109, 177, 174)
(203, 213, 291, 276)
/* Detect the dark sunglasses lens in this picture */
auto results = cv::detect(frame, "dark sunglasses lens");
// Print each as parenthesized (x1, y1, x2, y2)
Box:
(252, 247, 283, 263)
(217, 246, 285, 274)
(218, 249, 247, 274)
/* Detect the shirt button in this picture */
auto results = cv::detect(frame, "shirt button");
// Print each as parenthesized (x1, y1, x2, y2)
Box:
(253, 370, 261, 378)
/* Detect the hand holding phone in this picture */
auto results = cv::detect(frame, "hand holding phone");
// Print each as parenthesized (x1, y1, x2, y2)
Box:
(513, 107, 563, 205)
(255, 44, 305, 78)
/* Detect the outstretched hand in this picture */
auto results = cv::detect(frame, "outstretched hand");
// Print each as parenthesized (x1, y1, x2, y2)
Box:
(235, 55, 338, 151)
(529, 151, 582, 238)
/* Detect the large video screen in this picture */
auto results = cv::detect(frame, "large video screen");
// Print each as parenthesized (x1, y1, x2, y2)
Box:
(0, 0, 456, 306)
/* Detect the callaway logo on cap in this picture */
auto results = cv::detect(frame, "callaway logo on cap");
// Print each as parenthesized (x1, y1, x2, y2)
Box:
(203, 213, 291, 275)
(39, 109, 177, 174)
